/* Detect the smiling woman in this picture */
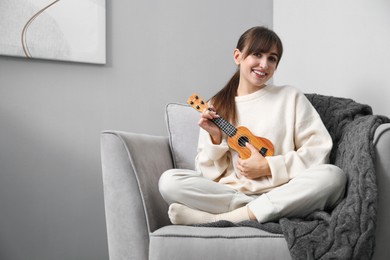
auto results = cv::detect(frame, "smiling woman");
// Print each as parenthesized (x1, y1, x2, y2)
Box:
(0, 0, 106, 64)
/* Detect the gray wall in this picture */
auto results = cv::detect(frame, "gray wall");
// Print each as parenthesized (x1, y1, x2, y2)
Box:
(0, 1, 273, 259)
(274, 0, 390, 116)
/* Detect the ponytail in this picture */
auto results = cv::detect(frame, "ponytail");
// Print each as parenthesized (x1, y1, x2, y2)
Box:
(210, 70, 240, 125)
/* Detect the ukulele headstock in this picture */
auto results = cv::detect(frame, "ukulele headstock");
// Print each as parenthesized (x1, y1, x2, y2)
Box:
(187, 93, 209, 112)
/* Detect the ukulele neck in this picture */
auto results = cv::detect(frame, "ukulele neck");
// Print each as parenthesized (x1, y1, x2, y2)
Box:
(211, 115, 237, 137)
(186, 94, 237, 137)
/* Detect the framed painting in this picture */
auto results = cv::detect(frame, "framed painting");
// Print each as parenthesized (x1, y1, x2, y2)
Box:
(0, 0, 106, 64)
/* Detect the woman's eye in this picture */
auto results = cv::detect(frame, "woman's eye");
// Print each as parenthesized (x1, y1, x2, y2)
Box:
(269, 56, 278, 63)
(253, 53, 261, 57)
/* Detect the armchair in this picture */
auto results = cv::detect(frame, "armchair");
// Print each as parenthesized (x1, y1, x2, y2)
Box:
(101, 95, 390, 260)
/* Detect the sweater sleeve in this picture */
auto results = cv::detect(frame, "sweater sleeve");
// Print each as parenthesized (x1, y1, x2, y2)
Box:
(195, 128, 231, 181)
(265, 93, 332, 186)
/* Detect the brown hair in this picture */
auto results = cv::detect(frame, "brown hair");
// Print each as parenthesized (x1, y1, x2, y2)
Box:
(210, 26, 283, 125)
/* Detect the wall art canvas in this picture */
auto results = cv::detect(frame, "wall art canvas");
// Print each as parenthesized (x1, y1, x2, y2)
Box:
(0, 0, 106, 64)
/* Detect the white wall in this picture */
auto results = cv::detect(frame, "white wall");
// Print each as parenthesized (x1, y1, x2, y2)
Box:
(0, 1, 272, 259)
(273, 0, 390, 116)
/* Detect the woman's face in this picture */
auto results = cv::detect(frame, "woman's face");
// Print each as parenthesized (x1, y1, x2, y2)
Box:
(234, 45, 279, 91)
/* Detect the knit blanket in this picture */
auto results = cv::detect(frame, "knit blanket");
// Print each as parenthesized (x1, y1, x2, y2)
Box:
(197, 94, 390, 259)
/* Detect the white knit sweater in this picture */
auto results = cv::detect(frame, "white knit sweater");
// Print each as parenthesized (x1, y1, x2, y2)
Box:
(195, 85, 332, 194)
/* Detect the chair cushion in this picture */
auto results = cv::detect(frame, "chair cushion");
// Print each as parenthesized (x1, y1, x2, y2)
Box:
(149, 225, 291, 260)
(165, 103, 199, 170)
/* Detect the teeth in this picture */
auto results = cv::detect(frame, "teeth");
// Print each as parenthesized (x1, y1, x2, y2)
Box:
(253, 70, 265, 76)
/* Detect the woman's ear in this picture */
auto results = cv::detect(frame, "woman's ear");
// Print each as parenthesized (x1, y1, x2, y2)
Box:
(233, 49, 242, 65)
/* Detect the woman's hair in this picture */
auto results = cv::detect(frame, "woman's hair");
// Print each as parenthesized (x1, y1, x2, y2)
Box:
(210, 26, 283, 125)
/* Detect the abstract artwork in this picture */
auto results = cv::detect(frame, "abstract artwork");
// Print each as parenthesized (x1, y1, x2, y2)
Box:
(0, 0, 106, 64)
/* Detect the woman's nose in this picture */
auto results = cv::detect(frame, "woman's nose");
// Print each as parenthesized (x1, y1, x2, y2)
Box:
(259, 58, 268, 69)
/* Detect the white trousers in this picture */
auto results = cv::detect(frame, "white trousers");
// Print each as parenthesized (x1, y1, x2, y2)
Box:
(159, 164, 346, 223)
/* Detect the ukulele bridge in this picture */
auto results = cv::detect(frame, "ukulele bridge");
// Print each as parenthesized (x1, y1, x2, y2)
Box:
(259, 147, 268, 156)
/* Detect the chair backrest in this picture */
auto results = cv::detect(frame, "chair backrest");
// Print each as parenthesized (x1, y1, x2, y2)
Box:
(165, 103, 199, 170)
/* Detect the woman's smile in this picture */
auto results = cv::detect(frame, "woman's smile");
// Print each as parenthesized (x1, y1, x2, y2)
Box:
(252, 69, 267, 78)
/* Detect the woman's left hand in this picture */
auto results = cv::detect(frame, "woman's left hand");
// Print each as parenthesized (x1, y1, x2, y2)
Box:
(236, 143, 271, 179)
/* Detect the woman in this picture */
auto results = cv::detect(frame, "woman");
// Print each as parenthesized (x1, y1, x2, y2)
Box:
(159, 26, 346, 225)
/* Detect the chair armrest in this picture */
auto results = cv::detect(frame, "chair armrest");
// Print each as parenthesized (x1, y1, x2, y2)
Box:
(101, 131, 173, 260)
(373, 123, 390, 260)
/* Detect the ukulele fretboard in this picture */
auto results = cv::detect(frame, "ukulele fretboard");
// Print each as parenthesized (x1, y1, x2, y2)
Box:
(211, 117, 237, 137)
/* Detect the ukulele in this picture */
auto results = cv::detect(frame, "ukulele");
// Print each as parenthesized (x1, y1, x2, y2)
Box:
(187, 93, 274, 159)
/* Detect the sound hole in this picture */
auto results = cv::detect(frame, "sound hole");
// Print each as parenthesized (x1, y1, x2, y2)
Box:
(237, 136, 249, 147)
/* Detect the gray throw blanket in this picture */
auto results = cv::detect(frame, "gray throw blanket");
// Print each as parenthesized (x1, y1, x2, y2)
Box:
(197, 94, 390, 259)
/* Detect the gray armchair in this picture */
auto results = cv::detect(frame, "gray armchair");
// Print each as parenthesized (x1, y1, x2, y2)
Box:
(101, 95, 390, 260)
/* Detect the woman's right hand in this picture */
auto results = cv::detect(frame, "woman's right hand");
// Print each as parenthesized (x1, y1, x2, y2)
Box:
(198, 106, 222, 144)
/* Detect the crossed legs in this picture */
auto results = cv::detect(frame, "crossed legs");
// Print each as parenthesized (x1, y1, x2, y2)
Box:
(159, 165, 346, 225)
